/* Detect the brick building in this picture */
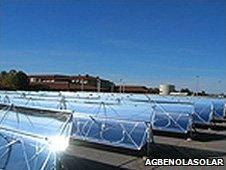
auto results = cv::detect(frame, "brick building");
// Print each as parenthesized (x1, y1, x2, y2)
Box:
(28, 74, 115, 92)
(115, 85, 149, 93)
(70, 75, 115, 92)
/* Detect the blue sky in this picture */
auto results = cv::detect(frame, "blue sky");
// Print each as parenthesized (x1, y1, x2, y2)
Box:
(0, 0, 225, 93)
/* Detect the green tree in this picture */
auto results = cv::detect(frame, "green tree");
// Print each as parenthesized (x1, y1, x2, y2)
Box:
(149, 88, 159, 94)
(0, 70, 28, 90)
(180, 88, 193, 95)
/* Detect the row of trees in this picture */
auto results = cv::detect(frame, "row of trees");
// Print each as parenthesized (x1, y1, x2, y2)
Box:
(0, 70, 28, 90)
(179, 88, 207, 96)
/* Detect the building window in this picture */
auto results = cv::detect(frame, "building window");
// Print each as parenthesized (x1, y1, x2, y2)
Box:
(30, 78, 36, 82)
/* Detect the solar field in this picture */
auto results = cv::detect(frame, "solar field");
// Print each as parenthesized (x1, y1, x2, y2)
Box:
(0, 90, 225, 169)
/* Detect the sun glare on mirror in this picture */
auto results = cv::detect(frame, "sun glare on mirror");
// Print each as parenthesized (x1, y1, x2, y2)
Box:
(49, 136, 69, 152)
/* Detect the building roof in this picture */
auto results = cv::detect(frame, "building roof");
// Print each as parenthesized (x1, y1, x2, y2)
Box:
(29, 74, 70, 78)
(116, 85, 149, 93)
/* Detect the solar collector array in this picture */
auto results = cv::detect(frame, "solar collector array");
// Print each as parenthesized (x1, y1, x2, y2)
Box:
(0, 91, 194, 133)
(0, 90, 225, 153)
(1, 91, 225, 124)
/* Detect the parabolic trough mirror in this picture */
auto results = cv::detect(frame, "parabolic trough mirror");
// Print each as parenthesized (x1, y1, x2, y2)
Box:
(0, 103, 73, 170)
(0, 91, 194, 151)
(71, 99, 194, 150)
(127, 94, 224, 125)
